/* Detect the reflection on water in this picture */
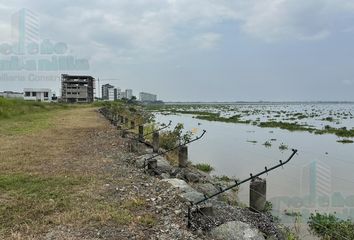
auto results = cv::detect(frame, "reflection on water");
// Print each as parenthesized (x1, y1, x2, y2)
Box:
(154, 104, 354, 238)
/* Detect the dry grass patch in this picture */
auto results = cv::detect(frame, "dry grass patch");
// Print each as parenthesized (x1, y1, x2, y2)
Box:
(0, 107, 137, 238)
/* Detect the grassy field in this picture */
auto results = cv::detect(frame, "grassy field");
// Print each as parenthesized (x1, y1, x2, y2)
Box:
(0, 101, 160, 239)
(0, 98, 70, 135)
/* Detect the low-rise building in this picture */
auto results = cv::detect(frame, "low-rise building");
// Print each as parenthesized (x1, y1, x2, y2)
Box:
(139, 92, 157, 102)
(23, 88, 52, 102)
(0, 91, 23, 99)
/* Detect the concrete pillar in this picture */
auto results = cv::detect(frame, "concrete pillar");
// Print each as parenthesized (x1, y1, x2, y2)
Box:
(121, 130, 127, 138)
(178, 146, 188, 168)
(152, 132, 159, 153)
(113, 114, 118, 126)
(138, 125, 144, 141)
(199, 203, 214, 216)
(130, 121, 135, 129)
(147, 159, 157, 170)
(250, 177, 266, 212)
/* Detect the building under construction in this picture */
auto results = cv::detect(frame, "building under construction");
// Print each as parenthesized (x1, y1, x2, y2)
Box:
(61, 74, 95, 103)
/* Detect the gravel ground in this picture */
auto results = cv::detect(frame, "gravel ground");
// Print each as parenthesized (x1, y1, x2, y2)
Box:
(189, 200, 284, 239)
(62, 110, 207, 240)
(96, 109, 285, 240)
(35, 107, 284, 240)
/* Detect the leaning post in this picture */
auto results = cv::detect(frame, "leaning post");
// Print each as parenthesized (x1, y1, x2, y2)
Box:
(178, 146, 188, 168)
(138, 125, 144, 141)
(152, 132, 159, 153)
(250, 177, 267, 212)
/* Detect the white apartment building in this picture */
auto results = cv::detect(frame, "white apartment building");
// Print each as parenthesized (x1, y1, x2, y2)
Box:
(108, 88, 115, 101)
(23, 88, 52, 102)
(139, 92, 157, 102)
(125, 89, 133, 99)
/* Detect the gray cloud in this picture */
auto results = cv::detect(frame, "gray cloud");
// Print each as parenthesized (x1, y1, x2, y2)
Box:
(1, 1, 354, 101)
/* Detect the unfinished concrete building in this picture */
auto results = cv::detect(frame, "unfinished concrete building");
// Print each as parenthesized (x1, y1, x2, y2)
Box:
(61, 74, 95, 103)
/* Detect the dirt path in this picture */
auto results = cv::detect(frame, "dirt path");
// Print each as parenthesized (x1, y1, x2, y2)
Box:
(0, 107, 200, 240)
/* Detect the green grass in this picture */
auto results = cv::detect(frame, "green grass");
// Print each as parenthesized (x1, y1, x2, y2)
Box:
(194, 163, 214, 173)
(0, 98, 71, 135)
(216, 175, 231, 181)
(138, 214, 157, 227)
(0, 174, 84, 231)
(308, 213, 354, 239)
(0, 174, 83, 198)
(0, 98, 69, 120)
(0, 111, 58, 135)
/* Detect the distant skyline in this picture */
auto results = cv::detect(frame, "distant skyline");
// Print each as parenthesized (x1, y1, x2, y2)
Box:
(0, 1, 354, 101)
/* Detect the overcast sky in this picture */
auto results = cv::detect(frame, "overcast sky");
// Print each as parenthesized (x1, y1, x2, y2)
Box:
(1, 0, 354, 101)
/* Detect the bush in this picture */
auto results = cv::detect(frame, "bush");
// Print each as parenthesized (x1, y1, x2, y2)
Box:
(194, 163, 214, 173)
(159, 123, 192, 150)
(308, 213, 354, 239)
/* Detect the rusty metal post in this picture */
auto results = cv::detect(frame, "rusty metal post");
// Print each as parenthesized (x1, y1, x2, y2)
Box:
(178, 145, 188, 168)
(250, 177, 266, 212)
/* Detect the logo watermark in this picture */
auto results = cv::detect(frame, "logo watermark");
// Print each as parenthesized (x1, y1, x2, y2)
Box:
(270, 160, 354, 223)
(0, 8, 90, 83)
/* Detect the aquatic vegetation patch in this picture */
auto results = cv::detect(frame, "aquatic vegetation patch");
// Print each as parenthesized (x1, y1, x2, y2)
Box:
(337, 139, 354, 144)
(263, 141, 272, 148)
(258, 121, 315, 132)
(315, 126, 354, 138)
(196, 114, 251, 124)
(279, 143, 288, 151)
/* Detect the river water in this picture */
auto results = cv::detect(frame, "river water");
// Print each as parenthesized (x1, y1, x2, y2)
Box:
(154, 103, 354, 239)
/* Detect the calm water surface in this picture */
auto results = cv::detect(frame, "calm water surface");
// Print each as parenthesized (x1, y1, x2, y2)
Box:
(154, 103, 354, 239)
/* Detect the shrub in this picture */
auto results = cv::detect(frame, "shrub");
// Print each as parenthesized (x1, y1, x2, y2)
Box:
(194, 163, 214, 173)
(159, 123, 192, 150)
(308, 213, 354, 239)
